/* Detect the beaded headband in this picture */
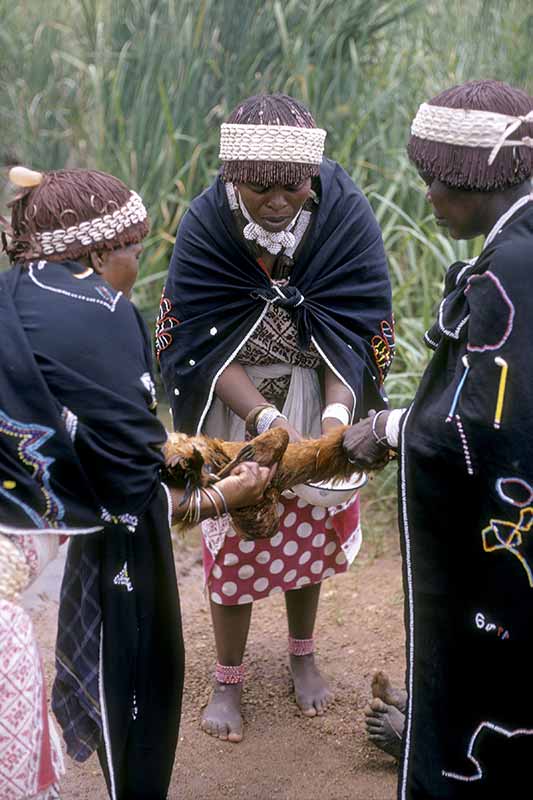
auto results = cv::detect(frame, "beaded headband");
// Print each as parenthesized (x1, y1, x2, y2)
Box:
(34, 191, 148, 257)
(411, 103, 533, 165)
(219, 123, 327, 165)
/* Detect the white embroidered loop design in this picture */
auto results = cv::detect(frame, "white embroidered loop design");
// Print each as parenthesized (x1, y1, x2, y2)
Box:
(219, 123, 326, 164)
(34, 192, 148, 256)
(411, 103, 533, 164)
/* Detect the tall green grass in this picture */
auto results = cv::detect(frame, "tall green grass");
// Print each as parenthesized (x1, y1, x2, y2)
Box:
(1, 0, 532, 406)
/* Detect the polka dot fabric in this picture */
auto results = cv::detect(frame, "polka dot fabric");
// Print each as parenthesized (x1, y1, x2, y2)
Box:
(205, 494, 359, 605)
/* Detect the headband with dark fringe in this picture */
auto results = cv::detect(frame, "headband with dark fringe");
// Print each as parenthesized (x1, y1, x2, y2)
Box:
(3, 168, 149, 263)
(220, 94, 322, 186)
(407, 80, 533, 191)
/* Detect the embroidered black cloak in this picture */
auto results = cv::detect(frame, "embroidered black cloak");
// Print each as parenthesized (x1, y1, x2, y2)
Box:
(0, 261, 165, 534)
(399, 202, 533, 799)
(0, 261, 183, 796)
(158, 158, 394, 432)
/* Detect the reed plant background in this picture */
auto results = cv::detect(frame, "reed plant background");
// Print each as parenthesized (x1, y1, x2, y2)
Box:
(1, 0, 532, 518)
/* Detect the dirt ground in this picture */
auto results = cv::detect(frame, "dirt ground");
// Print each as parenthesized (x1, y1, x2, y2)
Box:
(34, 524, 405, 800)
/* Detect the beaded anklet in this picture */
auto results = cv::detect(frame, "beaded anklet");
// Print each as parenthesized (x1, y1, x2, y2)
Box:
(288, 636, 315, 656)
(215, 662, 245, 684)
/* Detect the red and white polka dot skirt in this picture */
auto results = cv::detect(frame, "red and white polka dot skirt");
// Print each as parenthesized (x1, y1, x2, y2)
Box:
(202, 493, 361, 605)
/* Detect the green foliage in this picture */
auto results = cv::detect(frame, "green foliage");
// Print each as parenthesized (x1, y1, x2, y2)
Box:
(1, 0, 532, 406)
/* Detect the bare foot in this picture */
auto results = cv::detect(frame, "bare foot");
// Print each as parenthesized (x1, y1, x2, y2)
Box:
(371, 670, 407, 713)
(365, 697, 404, 759)
(200, 682, 243, 742)
(289, 653, 334, 717)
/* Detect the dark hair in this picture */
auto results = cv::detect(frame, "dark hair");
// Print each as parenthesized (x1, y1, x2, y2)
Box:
(407, 80, 533, 191)
(220, 93, 321, 186)
(4, 168, 149, 263)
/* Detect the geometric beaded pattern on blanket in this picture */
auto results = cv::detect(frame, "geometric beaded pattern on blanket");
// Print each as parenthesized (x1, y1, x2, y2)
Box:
(219, 124, 327, 164)
(34, 191, 148, 256)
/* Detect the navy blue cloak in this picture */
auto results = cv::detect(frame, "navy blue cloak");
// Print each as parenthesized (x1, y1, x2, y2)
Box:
(158, 159, 394, 433)
(398, 201, 533, 799)
(0, 261, 182, 794)
(0, 261, 165, 534)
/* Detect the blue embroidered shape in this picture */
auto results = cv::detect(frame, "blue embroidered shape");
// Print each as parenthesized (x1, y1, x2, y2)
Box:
(0, 410, 65, 528)
(113, 561, 133, 592)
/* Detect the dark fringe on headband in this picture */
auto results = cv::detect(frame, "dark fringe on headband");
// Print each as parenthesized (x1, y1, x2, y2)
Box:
(220, 93, 321, 186)
(407, 80, 533, 191)
(220, 160, 320, 186)
(407, 136, 533, 191)
(3, 168, 149, 264)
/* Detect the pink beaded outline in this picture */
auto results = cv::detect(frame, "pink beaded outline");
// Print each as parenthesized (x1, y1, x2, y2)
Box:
(288, 636, 315, 656)
(215, 662, 245, 684)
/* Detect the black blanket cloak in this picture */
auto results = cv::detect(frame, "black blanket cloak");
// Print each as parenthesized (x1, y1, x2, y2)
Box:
(158, 159, 394, 432)
(0, 262, 182, 797)
(399, 201, 533, 799)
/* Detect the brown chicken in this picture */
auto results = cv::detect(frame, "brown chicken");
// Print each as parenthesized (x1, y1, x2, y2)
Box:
(163, 416, 358, 540)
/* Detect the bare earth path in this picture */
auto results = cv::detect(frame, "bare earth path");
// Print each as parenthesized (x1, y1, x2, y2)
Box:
(33, 528, 404, 800)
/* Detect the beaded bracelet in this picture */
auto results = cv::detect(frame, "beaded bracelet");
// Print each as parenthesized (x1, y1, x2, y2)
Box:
(321, 402, 351, 426)
(256, 405, 287, 434)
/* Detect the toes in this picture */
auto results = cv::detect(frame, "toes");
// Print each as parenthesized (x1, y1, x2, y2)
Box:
(200, 718, 215, 737)
(370, 697, 387, 712)
(300, 703, 318, 717)
(216, 723, 229, 741)
(227, 728, 243, 743)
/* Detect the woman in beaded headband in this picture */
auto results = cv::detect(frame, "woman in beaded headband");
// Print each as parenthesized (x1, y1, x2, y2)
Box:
(159, 93, 394, 742)
(0, 165, 275, 799)
(343, 80, 533, 797)
(3, 166, 150, 296)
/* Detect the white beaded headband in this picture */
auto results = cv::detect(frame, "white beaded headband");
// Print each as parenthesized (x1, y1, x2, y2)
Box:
(411, 102, 533, 165)
(219, 123, 327, 164)
(34, 191, 148, 256)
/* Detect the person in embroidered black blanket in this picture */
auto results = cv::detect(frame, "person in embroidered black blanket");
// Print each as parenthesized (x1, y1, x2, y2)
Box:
(159, 93, 394, 743)
(0, 166, 275, 800)
(342, 80, 533, 799)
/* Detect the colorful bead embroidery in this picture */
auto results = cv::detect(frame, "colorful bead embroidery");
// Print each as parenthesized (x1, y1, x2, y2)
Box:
(0, 411, 64, 528)
(113, 561, 134, 592)
(481, 505, 533, 587)
(155, 293, 180, 360)
(100, 507, 138, 533)
(465, 271, 515, 353)
(371, 319, 395, 385)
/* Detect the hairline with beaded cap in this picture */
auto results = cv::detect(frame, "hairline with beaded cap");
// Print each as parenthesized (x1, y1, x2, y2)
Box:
(411, 103, 533, 163)
(219, 93, 326, 185)
(407, 80, 533, 191)
(4, 166, 149, 262)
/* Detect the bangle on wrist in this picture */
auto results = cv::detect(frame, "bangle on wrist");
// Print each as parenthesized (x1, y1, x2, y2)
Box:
(371, 410, 390, 447)
(179, 486, 202, 524)
(321, 402, 351, 426)
(256, 406, 287, 434)
(202, 487, 221, 519)
(210, 483, 229, 515)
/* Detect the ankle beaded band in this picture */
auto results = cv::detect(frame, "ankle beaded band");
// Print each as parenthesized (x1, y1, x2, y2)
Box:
(215, 662, 245, 684)
(288, 636, 315, 656)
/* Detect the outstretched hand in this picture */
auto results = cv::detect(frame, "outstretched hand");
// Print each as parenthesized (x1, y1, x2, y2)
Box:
(342, 411, 391, 471)
(219, 461, 277, 509)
